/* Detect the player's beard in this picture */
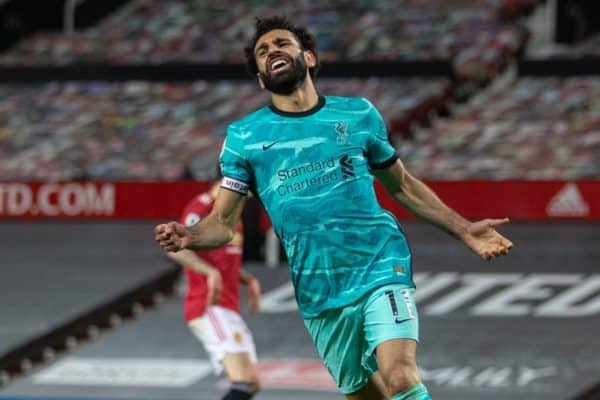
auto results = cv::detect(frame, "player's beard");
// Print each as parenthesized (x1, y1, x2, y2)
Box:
(260, 52, 308, 95)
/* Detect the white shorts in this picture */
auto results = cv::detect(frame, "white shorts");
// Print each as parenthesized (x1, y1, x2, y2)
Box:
(187, 305, 257, 375)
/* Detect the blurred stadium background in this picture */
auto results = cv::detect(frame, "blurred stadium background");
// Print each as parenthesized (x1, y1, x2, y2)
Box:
(0, 0, 598, 399)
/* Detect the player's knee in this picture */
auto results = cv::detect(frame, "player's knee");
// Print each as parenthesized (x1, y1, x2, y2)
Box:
(380, 362, 420, 395)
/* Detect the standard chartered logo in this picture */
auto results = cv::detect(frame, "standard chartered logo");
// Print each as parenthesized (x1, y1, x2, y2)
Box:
(340, 154, 355, 179)
(276, 155, 355, 196)
(276, 158, 337, 196)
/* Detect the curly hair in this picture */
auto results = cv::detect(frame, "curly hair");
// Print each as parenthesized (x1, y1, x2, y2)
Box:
(244, 16, 320, 79)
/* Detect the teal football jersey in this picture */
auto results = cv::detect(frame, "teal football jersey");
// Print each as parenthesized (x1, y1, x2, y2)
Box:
(220, 95, 414, 318)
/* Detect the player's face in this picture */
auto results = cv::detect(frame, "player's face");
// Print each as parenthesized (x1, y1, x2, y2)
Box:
(254, 29, 309, 95)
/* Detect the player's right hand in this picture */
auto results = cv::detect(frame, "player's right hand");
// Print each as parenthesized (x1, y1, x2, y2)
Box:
(154, 222, 190, 252)
(246, 277, 261, 315)
(206, 268, 223, 305)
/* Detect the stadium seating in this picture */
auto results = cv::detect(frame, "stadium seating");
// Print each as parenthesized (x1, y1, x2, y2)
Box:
(0, 78, 450, 181)
(399, 76, 600, 179)
(6, 74, 597, 182)
(3, 0, 595, 182)
(0, 0, 534, 68)
(529, 32, 600, 59)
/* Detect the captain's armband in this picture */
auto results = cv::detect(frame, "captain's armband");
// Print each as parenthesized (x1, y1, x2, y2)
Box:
(221, 176, 249, 195)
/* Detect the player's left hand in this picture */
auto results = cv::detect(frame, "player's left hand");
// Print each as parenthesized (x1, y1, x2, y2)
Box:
(246, 277, 261, 315)
(461, 218, 514, 261)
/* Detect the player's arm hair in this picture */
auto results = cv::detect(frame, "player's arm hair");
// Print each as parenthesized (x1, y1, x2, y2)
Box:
(167, 249, 218, 275)
(373, 159, 470, 239)
(186, 188, 247, 250)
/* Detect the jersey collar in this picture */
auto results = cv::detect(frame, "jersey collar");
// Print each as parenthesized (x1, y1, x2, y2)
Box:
(269, 95, 325, 117)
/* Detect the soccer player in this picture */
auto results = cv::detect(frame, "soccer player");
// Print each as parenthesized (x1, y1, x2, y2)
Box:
(166, 179, 261, 400)
(156, 16, 513, 400)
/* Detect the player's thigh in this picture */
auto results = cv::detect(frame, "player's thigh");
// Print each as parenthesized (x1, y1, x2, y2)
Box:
(345, 371, 390, 400)
(222, 352, 259, 385)
(304, 304, 374, 395)
(363, 284, 421, 387)
(188, 306, 258, 377)
(376, 338, 419, 384)
(363, 284, 419, 353)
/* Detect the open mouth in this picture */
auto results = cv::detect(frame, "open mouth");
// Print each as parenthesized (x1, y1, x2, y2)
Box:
(268, 56, 290, 74)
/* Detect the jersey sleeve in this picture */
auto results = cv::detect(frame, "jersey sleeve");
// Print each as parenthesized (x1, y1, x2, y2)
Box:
(219, 124, 252, 195)
(364, 100, 398, 169)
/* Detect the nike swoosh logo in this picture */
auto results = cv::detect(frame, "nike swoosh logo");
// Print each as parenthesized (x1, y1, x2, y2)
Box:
(262, 141, 278, 151)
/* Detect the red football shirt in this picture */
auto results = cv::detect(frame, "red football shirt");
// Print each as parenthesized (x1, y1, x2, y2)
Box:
(179, 192, 243, 321)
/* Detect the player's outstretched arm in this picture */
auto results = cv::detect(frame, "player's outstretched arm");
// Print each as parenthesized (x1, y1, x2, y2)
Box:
(373, 159, 513, 260)
(167, 250, 223, 304)
(155, 188, 247, 252)
(240, 269, 261, 314)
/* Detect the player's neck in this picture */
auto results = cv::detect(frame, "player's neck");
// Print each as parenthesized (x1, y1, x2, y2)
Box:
(270, 77, 319, 113)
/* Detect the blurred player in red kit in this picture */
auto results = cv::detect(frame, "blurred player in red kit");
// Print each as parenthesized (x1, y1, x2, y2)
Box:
(167, 178, 262, 400)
